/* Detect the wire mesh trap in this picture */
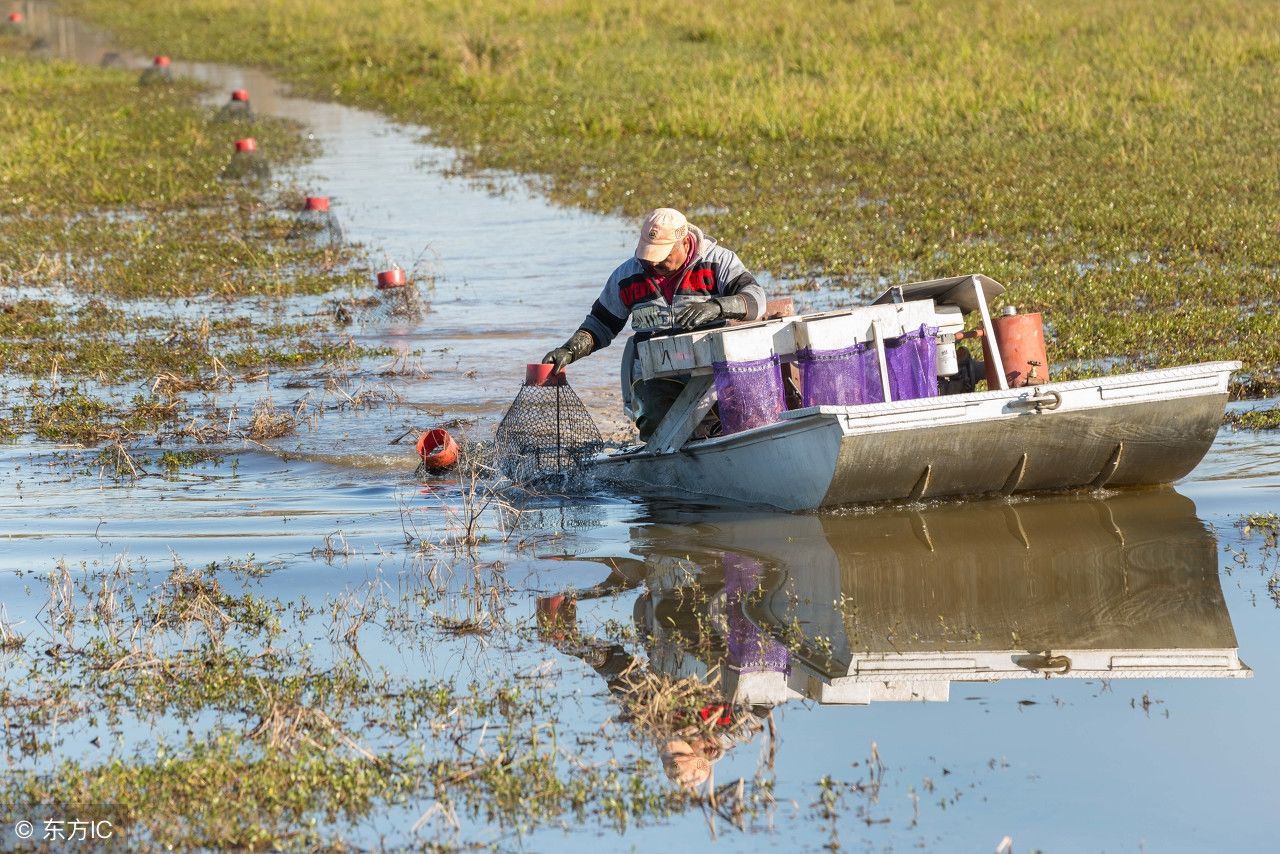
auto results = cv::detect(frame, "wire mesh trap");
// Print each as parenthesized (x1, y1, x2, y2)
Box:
(494, 365, 604, 485)
(287, 197, 344, 248)
(216, 90, 254, 123)
(221, 140, 270, 183)
(374, 280, 428, 321)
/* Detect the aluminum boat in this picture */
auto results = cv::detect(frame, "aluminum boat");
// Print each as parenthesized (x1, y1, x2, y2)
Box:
(587, 275, 1237, 510)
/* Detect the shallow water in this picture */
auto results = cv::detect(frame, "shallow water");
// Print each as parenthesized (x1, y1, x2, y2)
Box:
(5, 5, 1280, 851)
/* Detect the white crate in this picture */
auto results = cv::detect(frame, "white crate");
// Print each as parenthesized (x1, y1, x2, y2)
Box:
(710, 318, 794, 363)
(636, 302, 961, 380)
(638, 317, 797, 380)
(793, 301, 945, 352)
(637, 328, 714, 379)
(933, 304, 964, 335)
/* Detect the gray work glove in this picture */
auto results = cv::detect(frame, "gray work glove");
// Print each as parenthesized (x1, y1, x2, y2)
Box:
(674, 295, 749, 330)
(542, 329, 595, 373)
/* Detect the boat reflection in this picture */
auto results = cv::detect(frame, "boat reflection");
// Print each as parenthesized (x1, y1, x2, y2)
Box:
(543, 489, 1249, 708)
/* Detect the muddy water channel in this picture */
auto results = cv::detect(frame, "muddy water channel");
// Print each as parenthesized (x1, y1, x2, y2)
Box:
(3, 7, 1280, 852)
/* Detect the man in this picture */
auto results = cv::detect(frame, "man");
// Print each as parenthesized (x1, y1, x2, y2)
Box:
(542, 207, 766, 440)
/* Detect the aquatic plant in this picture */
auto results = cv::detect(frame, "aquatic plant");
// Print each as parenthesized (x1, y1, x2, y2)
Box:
(0, 553, 712, 849)
(1225, 405, 1280, 431)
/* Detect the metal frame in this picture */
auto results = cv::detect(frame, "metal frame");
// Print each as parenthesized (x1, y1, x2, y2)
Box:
(642, 375, 717, 455)
(971, 274, 1008, 391)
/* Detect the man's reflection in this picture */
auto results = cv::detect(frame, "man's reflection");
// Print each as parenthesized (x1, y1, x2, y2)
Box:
(537, 551, 780, 788)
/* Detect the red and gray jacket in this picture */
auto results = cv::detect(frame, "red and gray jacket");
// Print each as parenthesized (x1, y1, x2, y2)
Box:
(577, 225, 766, 352)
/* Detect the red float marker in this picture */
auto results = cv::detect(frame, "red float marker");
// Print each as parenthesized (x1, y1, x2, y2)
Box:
(376, 268, 407, 290)
(524, 363, 566, 387)
(8, 12, 23, 23)
(230, 89, 249, 102)
(288, 196, 342, 245)
(234, 138, 257, 153)
(153, 55, 171, 67)
(416, 428, 459, 472)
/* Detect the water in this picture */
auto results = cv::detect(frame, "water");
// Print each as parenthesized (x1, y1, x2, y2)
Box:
(4, 6, 1280, 851)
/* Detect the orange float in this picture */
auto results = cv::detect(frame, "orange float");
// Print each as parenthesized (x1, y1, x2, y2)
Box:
(376, 267, 406, 290)
(524, 362, 566, 387)
(416, 428, 459, 472)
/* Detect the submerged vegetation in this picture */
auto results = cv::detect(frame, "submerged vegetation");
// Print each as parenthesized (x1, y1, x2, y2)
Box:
(1230, 513, 1280, 607)
(60, 0, 1280, 393)
(0, 44, 740, 844)
(1225, 404, 1280, 431)
(0, 556, 698, 849)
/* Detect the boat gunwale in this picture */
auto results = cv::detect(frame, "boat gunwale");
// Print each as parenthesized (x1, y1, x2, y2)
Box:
(777, 359, 1240, 423)
(590, 406, 840, 464)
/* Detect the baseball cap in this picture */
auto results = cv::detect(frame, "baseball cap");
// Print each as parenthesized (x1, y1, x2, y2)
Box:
(635, 208, 688, 262)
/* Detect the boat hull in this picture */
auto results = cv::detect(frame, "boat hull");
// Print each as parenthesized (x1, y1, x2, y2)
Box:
(588, 361, 1238, 511)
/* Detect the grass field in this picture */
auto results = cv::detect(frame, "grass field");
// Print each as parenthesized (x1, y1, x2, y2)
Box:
(0, 39, 359, 298)
(59, 0, 1280, 393)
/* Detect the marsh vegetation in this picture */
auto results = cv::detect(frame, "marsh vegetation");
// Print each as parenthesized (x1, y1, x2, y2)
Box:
(0, 32, 390, 455)
(60, 0, 1280, 393)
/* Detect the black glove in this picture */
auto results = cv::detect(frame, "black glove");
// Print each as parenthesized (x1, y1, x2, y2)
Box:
(542, 329, 595, 373)
(674, 299, 723, 329)
(674, 295, 750, 330)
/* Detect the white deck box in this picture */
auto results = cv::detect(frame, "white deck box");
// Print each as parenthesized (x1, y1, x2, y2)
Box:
(636, 303, 962, 381)
(638, 317, 797, 380)
(792, 301, 960, 352)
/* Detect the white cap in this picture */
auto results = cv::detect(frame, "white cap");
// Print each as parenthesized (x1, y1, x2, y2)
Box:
(635, 208, 688, 262)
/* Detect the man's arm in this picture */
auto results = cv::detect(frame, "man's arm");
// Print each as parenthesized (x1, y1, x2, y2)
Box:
(713, 246, 766, 321)
(578, 296, 627, 351)
(673, 245, 767, 329)
(542, 268, 631, 370)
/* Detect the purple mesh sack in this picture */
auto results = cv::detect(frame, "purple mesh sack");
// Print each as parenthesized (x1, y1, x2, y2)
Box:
(712, 355, 786, 435)
(799, 324, 939, 407)
(798, 342, 884, 407)
(884, 324, 938, 401)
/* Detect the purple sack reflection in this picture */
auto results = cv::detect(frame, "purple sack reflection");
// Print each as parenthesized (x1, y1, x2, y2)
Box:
(712, 355, 786, 435)
(724, 553, 789, 675)
(799, 324, 938, 406)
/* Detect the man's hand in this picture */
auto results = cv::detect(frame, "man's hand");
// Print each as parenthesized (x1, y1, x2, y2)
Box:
(542, 329, 596, 373)
(674, 299, 724, 329)
(542, 346, 574, 373)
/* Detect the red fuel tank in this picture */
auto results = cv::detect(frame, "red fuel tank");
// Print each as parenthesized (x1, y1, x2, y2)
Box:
(983, 310, 1048, 388)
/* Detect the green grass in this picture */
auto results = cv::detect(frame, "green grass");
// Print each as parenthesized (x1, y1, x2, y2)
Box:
(0, 42, 364, 299)
(0, 297, 376, 382)
(1225, 404, 1280, 430)
(56, 0, 1280, 393)
(0, 40, 307, 213)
